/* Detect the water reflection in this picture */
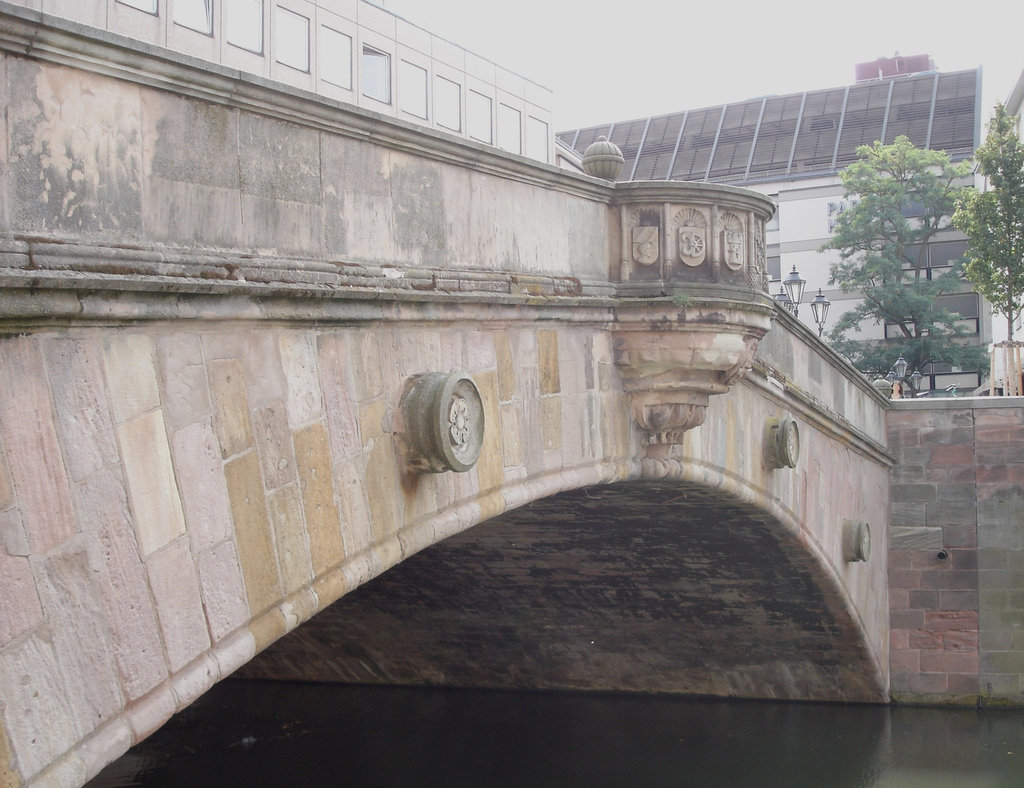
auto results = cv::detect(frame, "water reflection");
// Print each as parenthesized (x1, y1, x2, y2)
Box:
(89, 680, 1024, 787)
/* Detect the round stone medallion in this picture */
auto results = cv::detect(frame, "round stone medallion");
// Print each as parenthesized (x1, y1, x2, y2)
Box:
(402, 372, 485, 473)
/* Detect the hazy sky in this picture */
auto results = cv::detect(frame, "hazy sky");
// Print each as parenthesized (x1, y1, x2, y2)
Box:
(381, 0, 1024, 132)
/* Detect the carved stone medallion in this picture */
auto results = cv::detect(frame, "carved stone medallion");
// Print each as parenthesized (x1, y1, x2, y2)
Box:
(721, 212, 745, 271)
(631, 225, 659, 266)
(675, 208, 707, 267)
(401, 372, 484, 473)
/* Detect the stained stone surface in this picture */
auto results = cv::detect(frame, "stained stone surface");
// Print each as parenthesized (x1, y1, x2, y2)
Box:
(240, 480, 880, 703)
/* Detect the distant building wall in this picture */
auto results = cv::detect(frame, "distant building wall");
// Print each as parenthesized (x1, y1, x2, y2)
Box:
(887, 399, 1024, 706)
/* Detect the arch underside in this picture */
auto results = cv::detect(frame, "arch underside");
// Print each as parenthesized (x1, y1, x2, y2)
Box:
(241, 480, 884, 704)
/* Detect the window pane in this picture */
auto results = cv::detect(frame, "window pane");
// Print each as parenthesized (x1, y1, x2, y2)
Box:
(435, 76, 461, 132)
(226, 0, 263, 54)
(399, 61, 428, 119)
(118, 0, 159, 12)
(175, 0, 212, 33)
(468, 90, 492, 143)
(275, 6, 309, 72)
(497, 104, 521, 154)
(362, 46, 391, 104)
(929, 240, 967, 268)
(319, 27, 352, 89)
(526, 116, 548, 161)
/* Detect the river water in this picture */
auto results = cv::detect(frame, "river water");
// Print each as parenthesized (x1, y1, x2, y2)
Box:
(89, 679, 1024, 787)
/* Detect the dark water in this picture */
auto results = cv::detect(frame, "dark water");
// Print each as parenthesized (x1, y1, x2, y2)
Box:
(89, 680, 1024, 787)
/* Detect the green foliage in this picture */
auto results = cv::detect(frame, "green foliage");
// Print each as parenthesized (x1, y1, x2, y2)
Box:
(953, 103, 1024, 341)
(821, 136, 986, 375)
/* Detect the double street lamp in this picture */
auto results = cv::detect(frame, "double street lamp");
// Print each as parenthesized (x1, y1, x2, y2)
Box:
(885, 354, 923, 398)
(775, 265, 831, 337)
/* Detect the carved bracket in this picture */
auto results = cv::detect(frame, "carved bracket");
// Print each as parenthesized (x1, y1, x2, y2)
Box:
(613, 297, 773, 449)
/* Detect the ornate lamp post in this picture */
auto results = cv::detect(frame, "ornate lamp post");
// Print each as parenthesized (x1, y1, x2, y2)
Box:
(884, 355, 923, 398)
(809, 288, 831, 337)
(782, 265, 806, 317)
(774, 285, 794, 313)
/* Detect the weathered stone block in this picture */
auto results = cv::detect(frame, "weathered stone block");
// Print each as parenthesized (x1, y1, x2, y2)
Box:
(8, 60, 143, 237)
(43, 337, 119, 482)
(318, 333, 362, 459)
(208, 358, 254, 459)
(101, 334, 161, 425)
(172, 421, 233, 552)
(0, 511, 41, 646)
(146, 537, 210, 673)
(196, 539, 249, 643)
(891, 483, 936, 503)
(0, 338, 76, 553)
(267, 484, 314, 594)
(252, 403, 298, 491)
(77, 467, 167, 700)
(118, 410, 186, 557)
(294, 421, 345, 576)
(0, 636, 79, 781)
(224, 451, 281, 615)
(359, 400, 403, 542)
(890, 526, 943, 550)
(278, 332, 324, 430)
(36, 543, 123, 734)
(156, 333, 211, 430)
(538, 329, 560, 395)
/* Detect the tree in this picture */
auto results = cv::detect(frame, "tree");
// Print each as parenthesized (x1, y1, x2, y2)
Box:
(953, 103, 1024, 342)
(821, 136, 987, 376)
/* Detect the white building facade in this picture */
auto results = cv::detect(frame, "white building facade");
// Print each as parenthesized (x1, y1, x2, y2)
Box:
(5, 0, 555, 163)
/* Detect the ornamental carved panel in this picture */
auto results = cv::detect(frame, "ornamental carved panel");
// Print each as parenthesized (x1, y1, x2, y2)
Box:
(674, 207, 708, 267)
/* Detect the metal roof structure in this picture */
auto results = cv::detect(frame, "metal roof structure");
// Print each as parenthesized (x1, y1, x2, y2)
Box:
(558, 68, 981, 185)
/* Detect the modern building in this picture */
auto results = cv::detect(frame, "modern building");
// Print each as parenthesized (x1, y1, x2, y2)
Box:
(559, 59, 990, 394)
(6, 0, 555, 163)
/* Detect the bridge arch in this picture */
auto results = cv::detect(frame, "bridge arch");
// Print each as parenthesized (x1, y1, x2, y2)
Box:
(0, 11, 892, 785)
(244, 469, 887, 705)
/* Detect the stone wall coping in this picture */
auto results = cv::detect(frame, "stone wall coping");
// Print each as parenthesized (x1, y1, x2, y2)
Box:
(889, 397, 1024, 412)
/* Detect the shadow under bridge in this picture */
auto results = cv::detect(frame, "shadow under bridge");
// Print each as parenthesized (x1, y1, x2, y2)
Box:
(241, 480, 884, 704)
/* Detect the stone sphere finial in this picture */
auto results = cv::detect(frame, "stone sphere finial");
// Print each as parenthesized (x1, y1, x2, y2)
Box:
(581, 135, 625, 180)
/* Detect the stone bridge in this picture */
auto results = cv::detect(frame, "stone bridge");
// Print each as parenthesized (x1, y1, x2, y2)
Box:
(0, 7, 987, 787)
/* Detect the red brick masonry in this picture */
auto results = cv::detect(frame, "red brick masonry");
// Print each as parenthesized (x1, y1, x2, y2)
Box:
(887, 400, 1024, 706)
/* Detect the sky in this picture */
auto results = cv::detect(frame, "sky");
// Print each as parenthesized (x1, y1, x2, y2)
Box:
(380, 0, 1024, 133)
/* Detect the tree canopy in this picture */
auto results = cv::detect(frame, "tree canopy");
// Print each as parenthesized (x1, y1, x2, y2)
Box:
(821, 135, 986, 376)
(953, 103, 1024, 342)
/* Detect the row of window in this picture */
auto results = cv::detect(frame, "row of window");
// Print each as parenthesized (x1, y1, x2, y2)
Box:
(115, 0, 549, 158)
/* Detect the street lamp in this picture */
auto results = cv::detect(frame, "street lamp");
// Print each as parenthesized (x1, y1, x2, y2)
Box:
(884, 355, 923, 398)
(809, 288, 830, 337)
(774, 285, 794, 313)
(782, 265, 806, 316)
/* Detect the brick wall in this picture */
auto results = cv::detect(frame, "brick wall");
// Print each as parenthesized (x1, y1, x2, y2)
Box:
(888, 400, 1024, 706)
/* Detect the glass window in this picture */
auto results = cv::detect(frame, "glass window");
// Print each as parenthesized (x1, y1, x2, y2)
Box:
(526, 116, 548, 161)
(435, 76, 461, 132)
(319, 27, 352, 89)
(226, 0, 264, 54)
(362, 46, 391, 104)
(118, 0, 158, 12)
(467, 90, 492, 144)
(174, 0, 212, 33)
(928, 240, 967, 268)
(275, 6, 309, 72)
(767, 255, 782, 282)
(399, 61, 428, 119)
(497, 104, 521, 154)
